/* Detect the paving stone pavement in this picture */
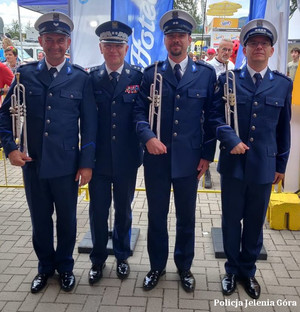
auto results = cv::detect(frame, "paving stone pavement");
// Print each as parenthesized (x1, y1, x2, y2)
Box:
(0, 159, 300, 312)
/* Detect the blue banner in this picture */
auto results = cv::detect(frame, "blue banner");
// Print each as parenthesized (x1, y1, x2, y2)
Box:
(112, 0, 173, 67)
(235, 0, 267, 69)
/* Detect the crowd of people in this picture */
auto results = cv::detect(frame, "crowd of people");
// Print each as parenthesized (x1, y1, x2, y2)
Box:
(0, 10, 294, 302)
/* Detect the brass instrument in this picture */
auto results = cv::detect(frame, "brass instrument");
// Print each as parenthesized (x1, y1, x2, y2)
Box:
(148, 61, 163, 141)
(9, 73, 28, 155)
(223, 62, 239, 137)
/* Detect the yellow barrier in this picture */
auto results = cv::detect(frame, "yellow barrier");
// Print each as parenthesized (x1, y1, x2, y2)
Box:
(267, 183, 300, 231)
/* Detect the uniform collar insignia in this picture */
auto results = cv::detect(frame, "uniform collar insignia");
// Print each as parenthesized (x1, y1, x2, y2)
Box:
(192, 64, 197, 72)
(67, 66, 72, 74)
(162, 61, 167, 71)
(269, 71, 274, 80)
(37, 62, 43, 71)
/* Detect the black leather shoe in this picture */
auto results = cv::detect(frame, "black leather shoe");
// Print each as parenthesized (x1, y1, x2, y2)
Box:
(143, 269, 166, 291)
(221, 273, 237, 295)
(179, 270, 195, 292)
(116, 260, 130, 280)
(60, 272, 75, 292)
(31, 273, 53, 293)
(89, 263, 105, 285)
(241, 277, 261, 299)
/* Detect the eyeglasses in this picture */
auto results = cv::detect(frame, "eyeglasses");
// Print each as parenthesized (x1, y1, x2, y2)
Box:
(247, 41, 271, 48)
(102, 43, 125, 50)
(220, 48, 232, 53)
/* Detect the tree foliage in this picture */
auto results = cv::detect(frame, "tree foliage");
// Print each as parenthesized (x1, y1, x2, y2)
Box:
(173, 0, 202, 32)
(6, 19, 21, 40)
(290, 0, 298, 18)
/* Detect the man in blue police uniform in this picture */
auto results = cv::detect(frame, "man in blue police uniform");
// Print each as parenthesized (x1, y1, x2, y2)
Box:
(88, 21, 143, 284)
(211, 19, 292, 299)
(0, 12, 97, 293)
(133, 9, 216, 292)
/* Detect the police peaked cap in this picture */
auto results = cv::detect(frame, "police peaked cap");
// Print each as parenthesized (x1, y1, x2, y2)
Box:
(240, 19, 277, 47)
(34, 12, 74, 36)
(159, 9, 197, 35)
(95, 21, 132, 43)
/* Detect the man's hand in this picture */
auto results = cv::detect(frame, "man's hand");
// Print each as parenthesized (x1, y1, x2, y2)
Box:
(75, 168, 92, 186)
(146, 138, 167, 155)
(8, 150, 32, 166)
(197, 159, 210, 180)
(273, 172, 284, 185)
(230, 142, 250, 154)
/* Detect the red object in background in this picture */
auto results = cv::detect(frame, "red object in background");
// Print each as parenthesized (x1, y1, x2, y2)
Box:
(230, 40, 240, 64)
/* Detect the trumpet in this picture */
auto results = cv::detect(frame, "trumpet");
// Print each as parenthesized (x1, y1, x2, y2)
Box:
(148, 61, 163, 141)
(9, 73, 29, 155)
(223, 62, 239, 137)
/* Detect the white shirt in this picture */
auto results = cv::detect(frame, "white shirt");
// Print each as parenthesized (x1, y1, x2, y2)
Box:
(207, 57, 234, 78)
(106, 64, 124, 76)
(45, 58, 66, 78)
(168, 56, 188, 76)
(247, 64, 268, 84)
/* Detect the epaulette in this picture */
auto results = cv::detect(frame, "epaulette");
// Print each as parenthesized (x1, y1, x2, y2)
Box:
(144, 61, 164, 72)
(130, 64, 144, 73)
(195, 60, 215, 72)
(219, 68, 241, 78)
(19, 60, 38, 68)
(273, 70, 292, 82)
(73, 63, 89, 74)
(89, 65, 101, 73)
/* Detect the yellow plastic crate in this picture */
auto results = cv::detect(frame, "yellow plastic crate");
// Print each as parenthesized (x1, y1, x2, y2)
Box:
(267, 192, 300, 230)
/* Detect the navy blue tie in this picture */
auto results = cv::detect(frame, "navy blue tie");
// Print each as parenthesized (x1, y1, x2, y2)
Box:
(254, 73, 262, 89)
(110, 72, 119, 88)
(174, 64, 182, 82)
(49, 67, 57, 81)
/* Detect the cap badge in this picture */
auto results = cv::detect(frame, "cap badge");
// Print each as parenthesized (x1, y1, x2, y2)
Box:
(112, 21, 118, 29)
(172, 11, 179, 19)
(53, 13, 60, 22)
(256, 20, 263, 27)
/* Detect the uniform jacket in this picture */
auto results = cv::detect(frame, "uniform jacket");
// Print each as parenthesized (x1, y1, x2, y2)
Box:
(211, 66, 292, 184)
(0, 59, 97, 179)
(90, 61, 143, 176)
(133, 58, 217, 179)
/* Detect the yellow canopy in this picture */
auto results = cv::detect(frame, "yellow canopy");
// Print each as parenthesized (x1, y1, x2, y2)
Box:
(194, 40, 205, 46)
(207, 0, 242, 16)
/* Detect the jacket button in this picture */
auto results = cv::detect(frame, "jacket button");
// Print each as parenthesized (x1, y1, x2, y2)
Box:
(173, 132, 177, 137)
(253, 113, 257, 118)
(47, 106, 51, 110)
(251, 125, 256, 130)
(49, 93, 53, 97)
(253, 101, 258, 106)
(112, 124, 116, 129)
(174, 120, 179, 124)
(176, 94, 180, 99)
(46, 119, 51, 124)
(112, 136, 116, 140)
(70, 94, 74, 99)
(112, 112, 116, 117)
(175, 107, 180, 111)
(249, 137, 254, 142)
(44, 132, 48, 137)
(112, 101, 116, 105)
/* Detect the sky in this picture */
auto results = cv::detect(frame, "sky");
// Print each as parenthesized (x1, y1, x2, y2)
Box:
(0, 0, 41, 28)
(0, 0, 250, 29)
